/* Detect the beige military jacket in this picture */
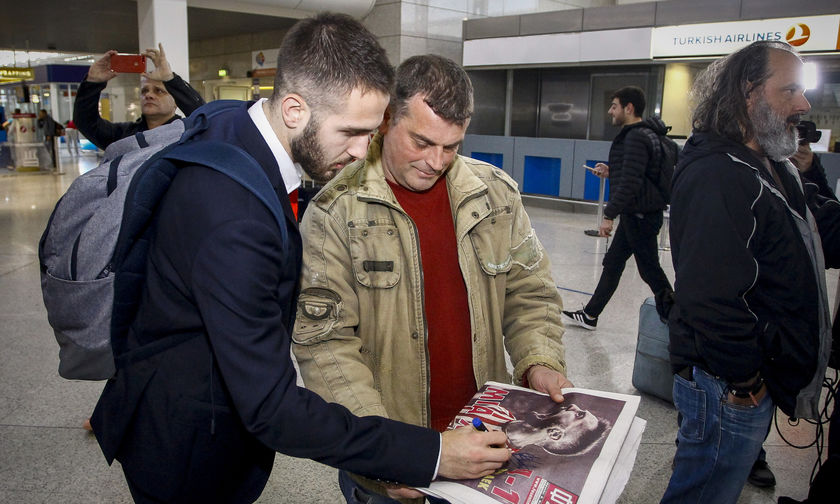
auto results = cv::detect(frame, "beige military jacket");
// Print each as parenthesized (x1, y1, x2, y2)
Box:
(292, 135, 567, 500)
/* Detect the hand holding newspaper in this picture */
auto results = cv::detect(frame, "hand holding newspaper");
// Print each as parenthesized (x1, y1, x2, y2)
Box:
(418, 382, 645, 504)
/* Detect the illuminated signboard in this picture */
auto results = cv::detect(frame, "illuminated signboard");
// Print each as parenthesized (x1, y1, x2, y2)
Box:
(252, 48, 279, 69)
(652, 15, 840, 58)
(0, 67, 35, 80)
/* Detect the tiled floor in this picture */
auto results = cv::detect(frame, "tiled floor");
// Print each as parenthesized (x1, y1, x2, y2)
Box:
(0, 152, 833, 503)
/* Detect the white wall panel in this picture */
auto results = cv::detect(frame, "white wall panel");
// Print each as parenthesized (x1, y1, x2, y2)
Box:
(463, 33, 581, 66)
(579, 28, 652, 61)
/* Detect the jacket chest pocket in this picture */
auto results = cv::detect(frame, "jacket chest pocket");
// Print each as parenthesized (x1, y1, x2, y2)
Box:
(349, 223, 401, 288)
(469, 209, 513, 275)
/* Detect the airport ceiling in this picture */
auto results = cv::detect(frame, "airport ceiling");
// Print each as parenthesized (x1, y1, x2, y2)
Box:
(0, 0, 300, 55)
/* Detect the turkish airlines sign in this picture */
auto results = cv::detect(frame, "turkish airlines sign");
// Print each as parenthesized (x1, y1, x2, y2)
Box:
(651, 15, 840, 58)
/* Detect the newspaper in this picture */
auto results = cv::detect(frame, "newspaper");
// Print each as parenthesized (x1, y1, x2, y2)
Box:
(420, 382, 643, 504)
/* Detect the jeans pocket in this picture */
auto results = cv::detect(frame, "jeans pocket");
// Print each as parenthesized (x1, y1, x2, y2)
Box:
(720, 388, 774, 443)
(673, 374, 706, 441)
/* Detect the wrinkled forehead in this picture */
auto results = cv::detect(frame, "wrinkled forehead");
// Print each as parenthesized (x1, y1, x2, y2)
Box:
(140, 77, 167, 92)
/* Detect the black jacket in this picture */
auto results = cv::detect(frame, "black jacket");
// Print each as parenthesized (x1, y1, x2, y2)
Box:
(603, 117, 669, 219)
(802, 153, 836, 202)
(668, 132, 821, 416)
(73, 73, 205, 150)
(802, 154, 840, 371)
(91, 103, 439, 502)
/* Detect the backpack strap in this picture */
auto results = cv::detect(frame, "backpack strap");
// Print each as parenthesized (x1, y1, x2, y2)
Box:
(640, 127, 661, 159)
(109, 140, 291, 359)
(178, 100, 245, 144)
(158, 140, 290, 250)
(636, 126, 662, 182)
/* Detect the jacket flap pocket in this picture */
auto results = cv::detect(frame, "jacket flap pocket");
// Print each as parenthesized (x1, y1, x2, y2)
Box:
(470, 210, 513, 275)
(349, 223, 400, 288)
(293, 287, 341, 344)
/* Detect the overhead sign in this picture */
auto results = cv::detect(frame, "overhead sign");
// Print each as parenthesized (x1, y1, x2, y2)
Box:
(251, 68, 275, 78)
(463, 28, 652, 67)
(252, 48, 280, 70)
(652, 15, 840, 58)
(0, 67, 34, 82)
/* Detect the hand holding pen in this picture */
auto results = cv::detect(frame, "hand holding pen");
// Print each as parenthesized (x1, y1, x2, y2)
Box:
(472, 417, 489, 431)
(438, 422, 510, 480)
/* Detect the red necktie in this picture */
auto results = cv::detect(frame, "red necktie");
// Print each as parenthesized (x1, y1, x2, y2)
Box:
(289, 189, 299, 220)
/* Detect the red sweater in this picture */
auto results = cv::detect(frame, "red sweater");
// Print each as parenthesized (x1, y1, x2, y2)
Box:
(388, 178, 476, 431)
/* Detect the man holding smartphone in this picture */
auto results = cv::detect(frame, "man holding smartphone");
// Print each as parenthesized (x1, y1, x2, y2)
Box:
(73, 43, 205, 150)
(563, 86, 673, 330)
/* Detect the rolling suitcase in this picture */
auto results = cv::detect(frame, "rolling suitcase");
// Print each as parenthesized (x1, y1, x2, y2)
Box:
(632, 297, 674, 403)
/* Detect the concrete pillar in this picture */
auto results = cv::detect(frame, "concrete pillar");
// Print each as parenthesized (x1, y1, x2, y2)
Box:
(48, 83, 60, 121)
(137, 0, 190, 81)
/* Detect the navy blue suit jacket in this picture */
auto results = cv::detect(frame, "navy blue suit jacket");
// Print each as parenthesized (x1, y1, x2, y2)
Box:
(91, 102, 439, 503)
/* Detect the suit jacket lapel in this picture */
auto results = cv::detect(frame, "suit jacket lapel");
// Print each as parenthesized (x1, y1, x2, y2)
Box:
(231, 109, 300, 231)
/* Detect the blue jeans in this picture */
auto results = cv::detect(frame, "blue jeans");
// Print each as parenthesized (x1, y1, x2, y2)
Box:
(660, 367, 774, 504)
(338, 470, 449, 504)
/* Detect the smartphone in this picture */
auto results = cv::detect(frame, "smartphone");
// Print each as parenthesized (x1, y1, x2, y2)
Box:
(110, 54, 146, 73)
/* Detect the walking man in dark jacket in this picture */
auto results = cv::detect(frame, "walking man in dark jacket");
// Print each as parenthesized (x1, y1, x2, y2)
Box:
(563, 86, 673, 330)
(661, 40, 831, 504)
(37, 109, 59, 168)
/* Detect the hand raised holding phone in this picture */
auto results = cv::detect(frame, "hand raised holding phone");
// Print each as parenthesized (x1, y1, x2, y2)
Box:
(86, 50, 147, 84)
(143, 43, 174, 82)
(86, 50, 120, 83)
(110, 54, 147, 73)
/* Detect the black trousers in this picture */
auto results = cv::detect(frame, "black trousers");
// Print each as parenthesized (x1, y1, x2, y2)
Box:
(585, 211, 672, 317)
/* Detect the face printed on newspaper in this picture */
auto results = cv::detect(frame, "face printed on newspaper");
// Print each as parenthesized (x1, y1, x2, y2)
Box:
(440, 382, 638, 504)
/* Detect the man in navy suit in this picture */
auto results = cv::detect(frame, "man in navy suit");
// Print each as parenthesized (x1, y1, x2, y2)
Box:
(90, 13, 510, 504)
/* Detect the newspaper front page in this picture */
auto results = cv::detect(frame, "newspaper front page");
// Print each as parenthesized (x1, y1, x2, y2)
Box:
(421, 382, 643, 504)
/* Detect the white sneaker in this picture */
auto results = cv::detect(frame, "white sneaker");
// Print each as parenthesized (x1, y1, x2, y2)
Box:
(562, 309, 598, 330)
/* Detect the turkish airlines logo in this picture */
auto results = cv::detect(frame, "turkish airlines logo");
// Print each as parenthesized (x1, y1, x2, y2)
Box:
(786, 23, 810, 46)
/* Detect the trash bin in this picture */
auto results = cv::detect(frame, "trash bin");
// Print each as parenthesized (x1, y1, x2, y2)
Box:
(8, 114, 51, 171)
(11, 142, 49, 171)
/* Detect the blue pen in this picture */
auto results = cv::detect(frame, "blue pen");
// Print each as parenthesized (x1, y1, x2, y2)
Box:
(472, 417, 489, 432)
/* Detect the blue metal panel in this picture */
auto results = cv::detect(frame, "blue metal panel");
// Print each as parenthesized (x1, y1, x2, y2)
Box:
(463, 134, 515, 176)
(583, 164, 610, 201)
(523, 155, 562, 196)
(513, 137, 575, 196)
(571, 139, 611, 200)
(471, 152, 504, 169)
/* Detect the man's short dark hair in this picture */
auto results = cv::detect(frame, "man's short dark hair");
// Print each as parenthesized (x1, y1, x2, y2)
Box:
(691, 40, 799, 143)
(611, 86, 646, 118)
(270, 12, 394, 113)
(391, 54, 473, 126)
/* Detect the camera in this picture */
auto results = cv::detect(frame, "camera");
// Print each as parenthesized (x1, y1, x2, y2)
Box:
(796, 120, 822, 145)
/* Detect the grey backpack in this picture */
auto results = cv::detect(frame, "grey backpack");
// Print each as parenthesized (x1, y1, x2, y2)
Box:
(39, 101, 289, 380)
(39, 123, 185, 380)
